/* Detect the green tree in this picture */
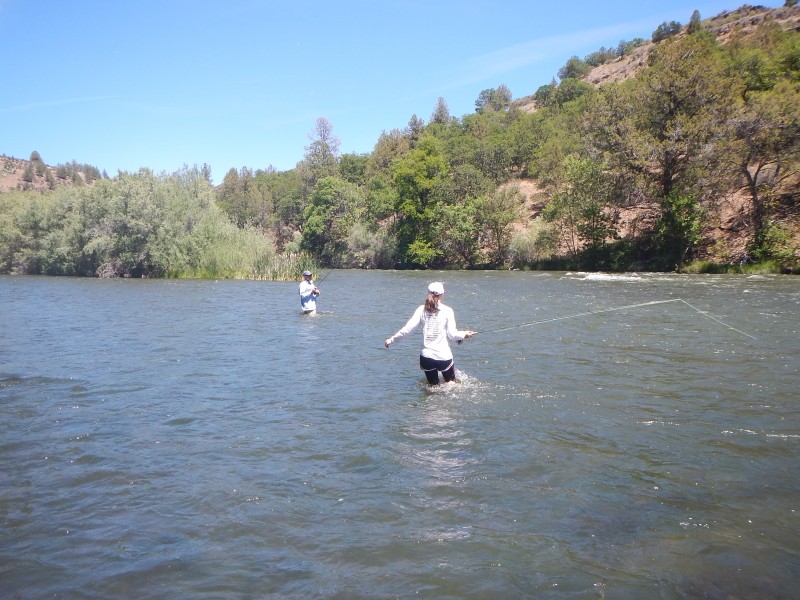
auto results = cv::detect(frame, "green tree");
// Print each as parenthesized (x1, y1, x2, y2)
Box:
(9, 192, 50, 272)
(90, 171, 165, 277)
(475, 84, 513, 113)
(652, 21, 682, 43)
(301, 176, 363, 265)
(430, 97, 451, 125)
(364, 172, 399, 222)
(345, 222, 395, 269)
(731, 80, 800, 249)
(477, 185, 524, 266)
(458, 112, 515, 183)
(543, 156, 615, 265)
(528, 95, 587, 190)
(552, 78, 594, 107)
(217, 165, 275, 231)
(558, 56, 591, 80)
(534, 81, 557, 108)
(296, 116, 340, 196)
(407, 114, 425, 143)
(366, 129, 411, 179)
(654, 192, 703, 269)
(728, 44, 782, 98)
(0, 168, 295, 279)
(617, 38, 647, 57)
(727, 22, 800, 99)
(585, 46, 617, 67)
(586, 35, 741, 201)
(687, 10, 702, 35)
(509, 220, 561, 268)
(258, 168, 303, 246)
(433, 198, 481, 267)
(391, 135, 449, 266)
(217, 167, 249, 227)
(506, 110, 543, 175)
(0, 192, 25, 272)
(434, 163, 492, 206)
(339, 152, 369, 185)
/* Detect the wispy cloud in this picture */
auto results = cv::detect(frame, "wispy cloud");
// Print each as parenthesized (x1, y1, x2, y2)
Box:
(0, 95, 117, 114)
(440, 18, 656, 92)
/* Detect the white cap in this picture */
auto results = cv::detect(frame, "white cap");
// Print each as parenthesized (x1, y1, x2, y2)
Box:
(428, 281, 444, 295)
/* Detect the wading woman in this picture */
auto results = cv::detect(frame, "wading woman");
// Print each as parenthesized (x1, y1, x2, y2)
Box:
(384, 282, 476, 385)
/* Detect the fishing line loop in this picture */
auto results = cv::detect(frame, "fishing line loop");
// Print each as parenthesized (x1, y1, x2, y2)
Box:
(481, 298, 755, 339)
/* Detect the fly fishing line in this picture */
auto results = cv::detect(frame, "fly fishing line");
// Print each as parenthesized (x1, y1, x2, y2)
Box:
(482, 298, 755, 339)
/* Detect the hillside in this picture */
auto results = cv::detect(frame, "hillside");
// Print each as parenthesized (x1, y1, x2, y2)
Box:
(1, 154, 100, 193)
(509, 4, 800, 270)
(513, 4, 800, 112)
(591, 5, 799, 86)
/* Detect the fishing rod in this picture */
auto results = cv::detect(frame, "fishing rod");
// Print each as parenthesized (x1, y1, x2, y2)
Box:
(316, 269, 334, 285)
(476, 298, 756, 339)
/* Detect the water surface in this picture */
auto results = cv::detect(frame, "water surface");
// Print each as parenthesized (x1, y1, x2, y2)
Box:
(1, 271, 798, 598)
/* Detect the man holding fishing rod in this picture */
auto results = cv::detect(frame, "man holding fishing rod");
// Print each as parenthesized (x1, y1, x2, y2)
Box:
(299, 270, 321, 315)
(384, 281, 476, 385)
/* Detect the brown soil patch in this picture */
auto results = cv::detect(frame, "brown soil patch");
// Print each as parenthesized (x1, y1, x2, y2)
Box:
(1, 155, 88, 192)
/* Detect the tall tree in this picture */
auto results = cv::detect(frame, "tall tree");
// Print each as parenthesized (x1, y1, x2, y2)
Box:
(430, 97, 451, 125)
(586, 35, 742, 202)
(558, 56, 590, 80)
(730, 80, 800, 248)
(654, 192, 703, 269)
(366, 129, 411, 179)
(407, 114, 425, 143)
(543, 156, 615, 265)
(652, 21, 682, 43)
(687, 10, 702, 35)
(475, 84, 513, 113)
(477, 185, 525, 266)
(301, 176, 363, 265)
(297, 116, 340, 194)
(433, 199, 481, 268)
(391, 135, 449, 266)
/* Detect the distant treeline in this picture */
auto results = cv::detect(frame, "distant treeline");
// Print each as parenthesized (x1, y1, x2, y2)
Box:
(0, 167, 315, 279)
(0, 5, 798, 278)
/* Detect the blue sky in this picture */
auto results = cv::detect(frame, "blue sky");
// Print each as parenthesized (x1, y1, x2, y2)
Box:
(0, 0, 782, 183)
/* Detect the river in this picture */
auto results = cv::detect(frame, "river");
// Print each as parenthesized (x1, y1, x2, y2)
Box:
(1, 271, 798, 599)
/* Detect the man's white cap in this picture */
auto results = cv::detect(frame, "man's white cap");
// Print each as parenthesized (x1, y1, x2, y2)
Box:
(428, 281, 444, 295)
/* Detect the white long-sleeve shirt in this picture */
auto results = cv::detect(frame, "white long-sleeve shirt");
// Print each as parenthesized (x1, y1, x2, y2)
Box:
(387, 304, 467, 361)
(299, 280, 318, 312)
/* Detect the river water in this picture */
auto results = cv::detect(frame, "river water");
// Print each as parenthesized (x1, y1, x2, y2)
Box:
(1, 271, 798, 599)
